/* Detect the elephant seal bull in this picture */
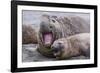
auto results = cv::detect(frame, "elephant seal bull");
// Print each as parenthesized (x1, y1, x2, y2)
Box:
(51, 33, 90, 60)
(37, 14, 90, 57)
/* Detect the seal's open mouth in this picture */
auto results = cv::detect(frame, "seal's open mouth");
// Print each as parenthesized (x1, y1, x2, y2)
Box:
(42, 32, 53, 45)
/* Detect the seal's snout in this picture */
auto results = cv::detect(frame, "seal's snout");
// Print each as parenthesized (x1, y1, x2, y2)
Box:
(51, 45, 59, 53)
(51, 42, 64, 57)
(51, 42, 63, 51)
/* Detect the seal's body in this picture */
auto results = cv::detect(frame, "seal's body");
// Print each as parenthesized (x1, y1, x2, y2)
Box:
(51, 33, 90, 59)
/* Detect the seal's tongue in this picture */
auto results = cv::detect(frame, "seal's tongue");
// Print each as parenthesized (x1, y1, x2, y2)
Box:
(43, 33, 52, 45)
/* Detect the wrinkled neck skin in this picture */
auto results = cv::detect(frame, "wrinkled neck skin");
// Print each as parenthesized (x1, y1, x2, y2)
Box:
(37, 32, 55, 58)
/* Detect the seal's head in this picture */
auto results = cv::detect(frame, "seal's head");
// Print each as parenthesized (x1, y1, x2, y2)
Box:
(51, 40, 65, 59)
(39, 15, 61, 48)
(39, 21, 57, 47)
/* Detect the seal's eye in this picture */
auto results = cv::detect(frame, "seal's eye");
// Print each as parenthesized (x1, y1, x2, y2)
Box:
(58, 42, 62, 45)
(52, 20, 55, 23)
(50, 26, 53, 28)
(58, 42, 64, 49)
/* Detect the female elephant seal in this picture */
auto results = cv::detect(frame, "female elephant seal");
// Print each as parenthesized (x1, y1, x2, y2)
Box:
(22, 24, 38, 44)
(51, 33, 90, 60)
